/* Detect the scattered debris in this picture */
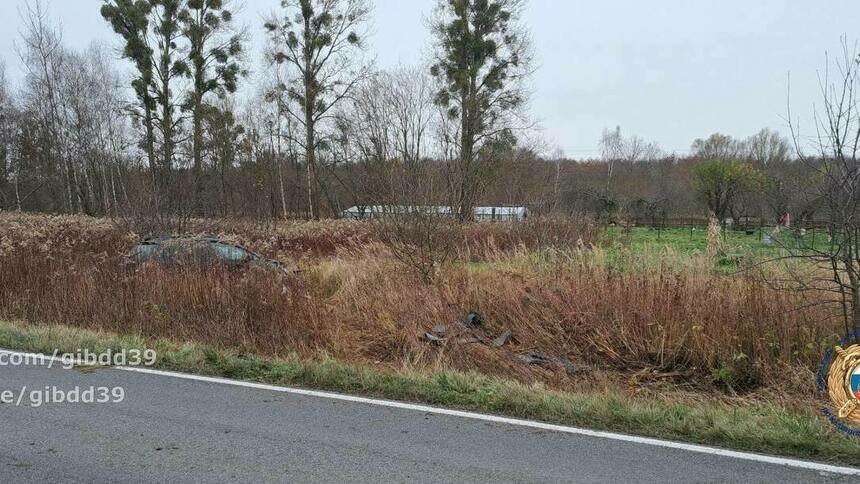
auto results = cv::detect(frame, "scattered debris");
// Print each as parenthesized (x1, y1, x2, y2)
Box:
(421, 332, 445, 344)
(518, 352, 552, 366)
(418, 319, 577, 376)
(420, 312, 483, 343)
(463, 312, 482, 327)
(492, 330, 512, 348)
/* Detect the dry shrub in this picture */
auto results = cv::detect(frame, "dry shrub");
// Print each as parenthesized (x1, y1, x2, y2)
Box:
(0, 212, 134, 257)
(1, 212, 596, 263)
(706, 215, 724, 259)
(0, 246, 326, 355)
(372, 213, 460, 283)
(315, 253, 836, 393)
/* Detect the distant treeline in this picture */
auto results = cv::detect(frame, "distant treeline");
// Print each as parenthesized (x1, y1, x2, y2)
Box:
(0, 1, 819, 225)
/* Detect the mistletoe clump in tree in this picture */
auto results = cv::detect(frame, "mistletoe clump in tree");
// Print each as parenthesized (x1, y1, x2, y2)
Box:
(264, 0, 371, 219)
(102, 0, 245, 217)
(179, 0, 245, 213)
(430, 0, 533, 221)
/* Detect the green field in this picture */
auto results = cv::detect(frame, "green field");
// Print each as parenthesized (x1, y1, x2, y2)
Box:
(604, 226, 831, 255)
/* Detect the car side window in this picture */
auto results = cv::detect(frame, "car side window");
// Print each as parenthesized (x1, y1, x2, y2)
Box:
(211, 243, 250, 263)
(130, 244, 159, 262)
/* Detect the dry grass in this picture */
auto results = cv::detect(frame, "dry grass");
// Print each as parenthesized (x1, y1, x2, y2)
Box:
(0, 212, 841, 400)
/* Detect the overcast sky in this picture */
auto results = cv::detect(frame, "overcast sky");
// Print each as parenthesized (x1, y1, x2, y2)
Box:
(2, 0, 859, 157)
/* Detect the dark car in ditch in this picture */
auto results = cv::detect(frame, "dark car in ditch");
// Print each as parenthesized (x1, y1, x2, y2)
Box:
(126, 236, 288, 274)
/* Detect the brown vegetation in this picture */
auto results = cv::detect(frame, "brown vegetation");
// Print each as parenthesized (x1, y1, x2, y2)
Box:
(0, 212, 840, 399)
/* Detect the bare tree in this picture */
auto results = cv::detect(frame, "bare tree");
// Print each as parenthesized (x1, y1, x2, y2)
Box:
(57, 48, 102, 214)
(747, 128, 790, 167)
(595, 126, 664, 222)
(348, 72, 395, 164)
(17, 1, 73, 212)
(264, 0, 372, 219)
(599, 126, 623, 199)
(0, 61, 12, 209)
(779, 39, 860, 336)
(743, 129, 811, 223)
(691, 133, 746, 160)
(599, 126, 662, 192)
(329, 65, 435, 207)
(388, 66, 434, 164)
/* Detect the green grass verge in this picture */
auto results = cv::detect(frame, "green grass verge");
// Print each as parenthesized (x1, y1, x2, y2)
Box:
(0, 320, 858, 465)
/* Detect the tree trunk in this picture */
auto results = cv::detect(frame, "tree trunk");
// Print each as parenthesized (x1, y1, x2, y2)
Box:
(306, 136, 317, 219)
(160, 96, 173, 213)
(157, 16, 175, 216)
(143, 104, 160, 214)
(14, 174, 21, 211)
(457, 91, 476, 222)
(852, 288, 860, 335)
(192, 97, 204, 215)
(304, 54, 319, 219)
(143, 103, 156, 174)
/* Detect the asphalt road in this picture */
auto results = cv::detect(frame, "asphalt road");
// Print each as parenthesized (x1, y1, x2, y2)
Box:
(0, 356, 857, 483)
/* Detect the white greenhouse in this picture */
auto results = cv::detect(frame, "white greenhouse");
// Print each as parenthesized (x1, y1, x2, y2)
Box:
(341, 205, 528, 221)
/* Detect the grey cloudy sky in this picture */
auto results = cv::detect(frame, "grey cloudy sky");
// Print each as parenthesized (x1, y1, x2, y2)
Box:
(1, 0, 859, 157)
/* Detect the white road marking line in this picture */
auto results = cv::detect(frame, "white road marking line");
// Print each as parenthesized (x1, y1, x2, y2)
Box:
(3, 348, 860, 476)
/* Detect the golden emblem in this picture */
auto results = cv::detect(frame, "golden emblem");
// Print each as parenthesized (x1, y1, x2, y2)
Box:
(827, 345, 860, 426)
